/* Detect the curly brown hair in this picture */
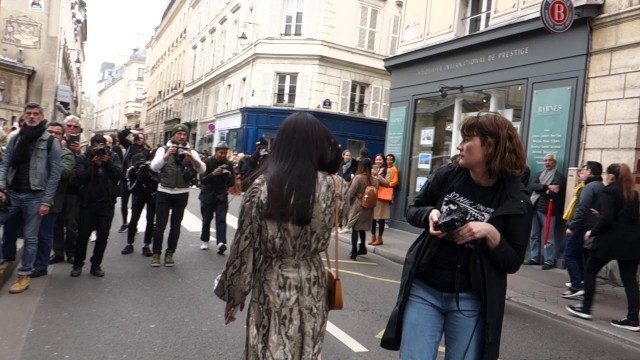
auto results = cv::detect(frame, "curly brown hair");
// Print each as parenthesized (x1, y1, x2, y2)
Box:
(459, 112, 526, 179)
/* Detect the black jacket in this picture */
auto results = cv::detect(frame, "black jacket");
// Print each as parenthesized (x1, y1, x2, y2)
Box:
(567, 175, 604, 231)
(337, 159, 359, 183)
(199, 157, 235, 204)
(530, 169, 565, 215)
(381, 165, 533, 360)
(75, 149, 122, 206)
(118, 129, 151, 173)
(590, 182, 640, 261)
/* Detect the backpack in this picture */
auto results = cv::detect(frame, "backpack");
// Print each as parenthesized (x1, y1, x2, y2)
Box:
(361, 180, 377, 209)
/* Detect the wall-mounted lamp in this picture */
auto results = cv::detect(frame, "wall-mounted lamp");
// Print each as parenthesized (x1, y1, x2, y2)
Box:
(439, 85, 463, 99)
(238, 22, 258, 41)
(481, 94, 491, 104)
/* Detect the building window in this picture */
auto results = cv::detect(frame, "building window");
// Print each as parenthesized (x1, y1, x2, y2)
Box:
(275, 73, 297, 105)
(349, 82, 367, 113)
(357, 5, 378, 51)
(466, 0, 491, 34)
(137, 68, 144, 81)
(212, 86, 220, 114)
(389, 15, 400, 56)
(284, 0, 304, 36)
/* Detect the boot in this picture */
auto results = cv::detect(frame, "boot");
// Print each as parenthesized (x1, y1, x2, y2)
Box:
(368, 235, 377, 245)
(372, 235, 383, 246)
(358, 243, 367, 255)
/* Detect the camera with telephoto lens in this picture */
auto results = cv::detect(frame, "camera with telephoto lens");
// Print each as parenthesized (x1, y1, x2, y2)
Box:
(137, 161, 151, 172)
(94, 144, 108, 156)
(218, 164, 230, 174)
(434, 207, 469, 233)
(175, 145, 187, 162)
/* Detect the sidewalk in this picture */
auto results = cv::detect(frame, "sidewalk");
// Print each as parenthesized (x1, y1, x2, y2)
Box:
(340, 227, 640, 349)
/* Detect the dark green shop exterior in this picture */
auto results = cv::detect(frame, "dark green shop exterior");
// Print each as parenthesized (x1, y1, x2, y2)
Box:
(383, 17, 594, 236)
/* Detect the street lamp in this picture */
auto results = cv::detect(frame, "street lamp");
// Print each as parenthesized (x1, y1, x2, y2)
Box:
(238, 22, 258, 44)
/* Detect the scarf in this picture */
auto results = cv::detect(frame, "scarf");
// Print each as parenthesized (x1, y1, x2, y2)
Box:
(530, 167, 556, 205)
(342, 160, 352, 175)
(11, 121, 46, 168)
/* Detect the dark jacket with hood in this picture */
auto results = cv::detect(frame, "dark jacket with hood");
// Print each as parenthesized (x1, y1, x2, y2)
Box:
(381, 164, 533, 360)
(567, 175, 604, 231)
(75, 148, 122, 206)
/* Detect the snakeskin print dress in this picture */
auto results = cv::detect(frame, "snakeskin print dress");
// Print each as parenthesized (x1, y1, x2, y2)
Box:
(215, 172, 347, 359)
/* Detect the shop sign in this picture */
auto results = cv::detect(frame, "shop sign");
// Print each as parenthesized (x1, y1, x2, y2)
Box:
(540, 0, 574, 33)
(322, 99, 332, 109)
(526, 86, 572, 177)
(385, 106, 406, 164)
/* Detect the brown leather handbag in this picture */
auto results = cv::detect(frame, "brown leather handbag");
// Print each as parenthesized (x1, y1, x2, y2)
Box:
(326, 176, 343, 310)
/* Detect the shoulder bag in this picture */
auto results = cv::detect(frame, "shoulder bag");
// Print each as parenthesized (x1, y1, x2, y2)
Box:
(326, 175, 344, 310)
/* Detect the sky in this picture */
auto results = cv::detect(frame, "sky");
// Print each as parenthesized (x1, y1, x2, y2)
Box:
(83, 0, 170, 99)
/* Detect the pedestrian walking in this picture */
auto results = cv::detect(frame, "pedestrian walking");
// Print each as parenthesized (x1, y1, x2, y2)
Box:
(346, 158, 377, 259)
(214, 112, 346, 359)
(381, 112, 533, 359)
(566, 163, 640, 332)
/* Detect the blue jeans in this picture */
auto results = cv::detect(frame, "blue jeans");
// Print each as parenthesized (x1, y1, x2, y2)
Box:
(400, 280, 483, 360)
(0, 191, 45, 275)
(34, 213, 58, 271)
(200, 198, 228, 245)
(563, 229, 585, 290)
(529, 211, 556, 265)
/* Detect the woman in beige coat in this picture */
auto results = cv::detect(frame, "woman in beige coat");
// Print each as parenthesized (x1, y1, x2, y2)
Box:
(346, 158, 377, 259)
(371, 153, 392, 245)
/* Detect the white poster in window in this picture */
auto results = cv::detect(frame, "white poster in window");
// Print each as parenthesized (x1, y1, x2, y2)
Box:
(420, 127, 434, 146)
(29, 0, 44, 12)
(416, 176, 428, 192)
(418, 152, 432, 170)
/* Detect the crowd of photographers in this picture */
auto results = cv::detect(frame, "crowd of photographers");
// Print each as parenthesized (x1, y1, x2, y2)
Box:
(0, 102, 269, 294)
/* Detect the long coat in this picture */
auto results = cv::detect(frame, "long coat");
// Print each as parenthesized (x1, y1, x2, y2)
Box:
(590, 182, 640, 261)
(381, 165, 533, 360)
(214, 173, 348, 359)
(346, 173, 377, 231)
(373, 166, 392, 220)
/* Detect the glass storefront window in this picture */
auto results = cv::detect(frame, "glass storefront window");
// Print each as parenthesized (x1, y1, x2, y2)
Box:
(407, 84, 524, 202)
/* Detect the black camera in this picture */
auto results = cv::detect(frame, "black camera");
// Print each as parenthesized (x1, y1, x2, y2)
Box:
(175, 145, 187, 162)
(133, 134, 140, 142)
(218, 164, 230, 174)
(137, 162, 151, 172)
(434, 208, 469, 233)
(94, 144, 108, 156)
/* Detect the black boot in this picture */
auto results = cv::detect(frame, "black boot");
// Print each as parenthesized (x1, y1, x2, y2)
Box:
(358, 243, 367, 255)
(350, 231, 358, 260)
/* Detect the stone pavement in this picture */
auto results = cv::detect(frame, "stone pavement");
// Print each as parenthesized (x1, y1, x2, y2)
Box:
(343, 227, 640, 349)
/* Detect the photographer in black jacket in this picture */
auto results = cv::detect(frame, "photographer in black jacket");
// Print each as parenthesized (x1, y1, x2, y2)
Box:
(71, 134, 122, 277)
(117, 128, 151, 233)
(121, 153, 158, 257)
(199, 141, 235, 254)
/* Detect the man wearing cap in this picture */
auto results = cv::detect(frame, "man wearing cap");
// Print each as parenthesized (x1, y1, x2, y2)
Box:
(199, 141, 236, 254)
(149, 123, 205, 267)
(70, 134, 122, 277)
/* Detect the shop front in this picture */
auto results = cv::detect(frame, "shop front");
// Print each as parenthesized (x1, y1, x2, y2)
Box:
(384, 18, 591, 233)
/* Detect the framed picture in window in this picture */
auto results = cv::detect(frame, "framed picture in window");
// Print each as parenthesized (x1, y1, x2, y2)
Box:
(416, 176, 428, 192)
(418, 152, 432, 170)
(420, 127, 434, 146)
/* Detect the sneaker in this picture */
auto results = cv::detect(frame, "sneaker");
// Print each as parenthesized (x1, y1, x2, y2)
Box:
(151, 253, 161, 267)
(523, 259, 540, 265)
(217, 243, 227, 255)
(9, 275, 30, 294)
(541, 263, 554, 270)
(200, 242, 209, 250)
(611, 317, 640, 332)
(70, 267, 82, 277)
(29, 269, 48, 278)
(164, 252, 174, 267)
(142, 245, 152, 257)
(90, 265, 105, 277)
(339, 227, 351, 234)
(566, 304, 592, 320)
(565, 282, 572, 288)
(121, 244, 134, 255)
(561, 288, 585, 299)
(118, 224, 129, 233)
(89, 231, 97, 242)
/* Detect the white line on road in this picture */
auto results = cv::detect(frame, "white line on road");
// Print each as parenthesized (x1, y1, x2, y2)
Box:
(326, 321, 368, 352)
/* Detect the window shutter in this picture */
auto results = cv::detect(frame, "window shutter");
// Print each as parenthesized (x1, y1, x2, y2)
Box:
(260, 72, 274, 105)
(389, 15, 399, 56)
(294, 73, 311, 108)
(381, 87, 390, 119)
(357, 6, 368, 48)
(367, 9, 378, 51)
(370, 86, 381, 118)
(339, 79, 351, 113)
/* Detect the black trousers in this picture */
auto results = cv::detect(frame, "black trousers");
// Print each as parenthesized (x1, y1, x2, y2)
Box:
(74, 201, 115, 268)
(120, 181, 131, 225)
(200, 197, 228, 244)
(53, 194, 78, 259)
(127, 193, 156, 245)
(152, 192, 188, 254)
(583, 256, 640, 319)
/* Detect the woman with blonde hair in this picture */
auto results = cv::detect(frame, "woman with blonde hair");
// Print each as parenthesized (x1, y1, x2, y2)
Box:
(566, 163, 640, 332)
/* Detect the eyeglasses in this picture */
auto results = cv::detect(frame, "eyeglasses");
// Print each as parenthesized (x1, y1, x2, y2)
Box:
(48, 130, 63, 136)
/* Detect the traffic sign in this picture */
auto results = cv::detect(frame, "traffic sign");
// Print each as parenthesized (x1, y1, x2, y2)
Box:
(540, 0, 574, 33)
(208, 123, 216, 132)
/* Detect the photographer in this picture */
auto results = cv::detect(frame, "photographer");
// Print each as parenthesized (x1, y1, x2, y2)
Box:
(149, 123, 205, 267)
(198, 141, 235, 254)
(241, 137, 270, 191)
(70, 134, 122, 278)
(117, 128, 151, 233)
(121, 153, 158, 257)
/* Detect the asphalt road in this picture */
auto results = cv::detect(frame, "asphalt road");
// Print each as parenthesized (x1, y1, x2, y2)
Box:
(0, 189, 639, 359)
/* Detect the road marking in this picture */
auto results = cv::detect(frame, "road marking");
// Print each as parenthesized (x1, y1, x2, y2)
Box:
(322, 258, 377, 265)
(326, 321, 368, 352)
(338, 269, 401, 284)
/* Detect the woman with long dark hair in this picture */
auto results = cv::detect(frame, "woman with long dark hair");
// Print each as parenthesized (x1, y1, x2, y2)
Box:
(566, 163, 640, 332)
(214, 112, 347, 359)
(381, 112, 533, 359)
(370, 153, 392, 245)
(346, 158, 376, 259)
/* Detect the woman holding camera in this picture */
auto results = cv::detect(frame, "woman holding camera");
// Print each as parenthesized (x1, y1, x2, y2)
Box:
(381, 113, 533, 359)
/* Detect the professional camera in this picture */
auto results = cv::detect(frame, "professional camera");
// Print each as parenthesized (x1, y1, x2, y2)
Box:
(94, 144, 108, 156)
(133, 134, 140, 142)
(434, 207, 469, 233)
(259, 148, 269, 157)
(218, 164, 230, 174)
(175, 145, 187, 162)
(137, 161, 151, 172)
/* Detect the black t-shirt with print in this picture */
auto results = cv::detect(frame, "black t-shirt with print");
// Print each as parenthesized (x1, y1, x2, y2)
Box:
(416, 171, 504, 293)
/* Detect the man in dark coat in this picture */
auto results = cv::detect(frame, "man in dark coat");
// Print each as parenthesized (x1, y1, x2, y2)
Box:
(524, 154, 565, 269)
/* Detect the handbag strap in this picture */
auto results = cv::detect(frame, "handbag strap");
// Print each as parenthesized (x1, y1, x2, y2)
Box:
(325, 175, 340, 278)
